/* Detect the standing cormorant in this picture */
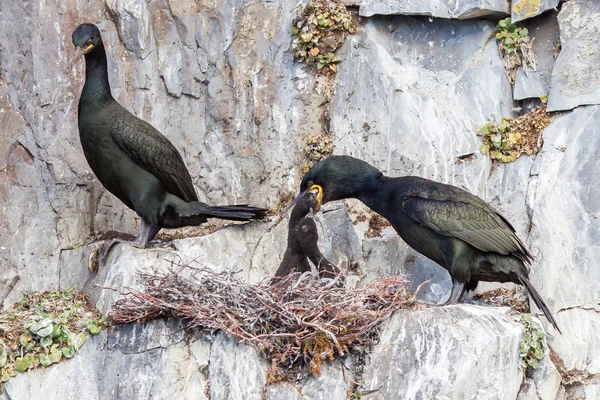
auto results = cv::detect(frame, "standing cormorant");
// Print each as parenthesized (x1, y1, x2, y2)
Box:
(292, 155, 560, 332)
(72, 23, 267, 268)
(274, 191, 343, 283)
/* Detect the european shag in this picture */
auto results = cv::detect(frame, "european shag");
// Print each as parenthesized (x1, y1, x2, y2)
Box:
(292, 155, 560, 332)
(274, 191, 343, 283)
(72, 23, 267, 268)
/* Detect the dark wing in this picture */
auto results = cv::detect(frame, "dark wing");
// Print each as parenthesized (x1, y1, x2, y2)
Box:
(403, 181, 531, 261)
(110, 108, 198, 202)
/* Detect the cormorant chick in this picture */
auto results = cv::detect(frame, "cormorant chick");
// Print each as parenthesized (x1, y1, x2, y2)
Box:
(72, 24, 267, 269)
(292, 155, 560, 332)
(274, 191, 343, 285)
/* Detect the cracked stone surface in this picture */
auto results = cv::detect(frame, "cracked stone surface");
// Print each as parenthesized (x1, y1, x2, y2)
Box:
(514, 10, 560, 100)
(531, 352, 562, 400)
(511, 0, 560, 23)
(0, 0, 326, 305)
(518, 378, 540, 399)
(527, 105, 600, 374)
(547, 0, 600, 111)
(360, 305, 524, 399)
(1, 0, 599, 398)
(355, 0, 509, 19)
(1, 239, 524, 399)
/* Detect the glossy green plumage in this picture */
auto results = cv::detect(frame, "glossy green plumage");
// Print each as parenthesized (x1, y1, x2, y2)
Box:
(300, 155, 559, 332)
(72, 23, 266, 262)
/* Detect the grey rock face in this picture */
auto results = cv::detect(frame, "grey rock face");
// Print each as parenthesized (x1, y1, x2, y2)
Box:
(531, 353, 562, 400)
(332, 16, 514, 191)
(3, 227, 525, 400)
(511, 0, 560, 23)
(361, 227, 452, 303)
(547, 0, 600, 111)
(210, 334, 270, 400)
(514, 10, 560, 100)
(357, 0, 509, 19)
(527, 106, 600, 372)
(1, 0, 600, 398)
(0, 0, 326, 307)
(518, 378, 540, 400)
(360, 305, 524, 399)
(3, 321, 212, 400)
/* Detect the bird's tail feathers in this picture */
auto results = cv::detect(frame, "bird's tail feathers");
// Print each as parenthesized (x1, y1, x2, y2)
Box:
(182, 202, 268, 222)
(519, 276, 561, 334)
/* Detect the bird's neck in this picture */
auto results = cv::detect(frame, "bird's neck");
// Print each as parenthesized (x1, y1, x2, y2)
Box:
(81, 43, 112, 106)
(354, 174, 388, 214)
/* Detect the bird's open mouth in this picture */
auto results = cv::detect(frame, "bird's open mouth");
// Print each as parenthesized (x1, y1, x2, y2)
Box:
(280, 184, 323, 218)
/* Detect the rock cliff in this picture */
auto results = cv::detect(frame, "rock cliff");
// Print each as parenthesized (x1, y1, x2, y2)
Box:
(1, 0, 598, 398)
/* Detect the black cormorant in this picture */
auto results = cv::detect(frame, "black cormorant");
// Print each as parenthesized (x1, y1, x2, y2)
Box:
(292, 155, 560, 332)
(72, 23, 267, 268)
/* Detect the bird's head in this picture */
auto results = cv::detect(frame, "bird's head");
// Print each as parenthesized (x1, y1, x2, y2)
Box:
(289, 191, 320, 223)
(72, 23, 102, 58)
(283, 156, 382, 216)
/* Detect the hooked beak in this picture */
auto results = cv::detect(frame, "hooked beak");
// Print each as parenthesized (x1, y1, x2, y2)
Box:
(74, 43, 94, 59)
(72, 43, 94, 73)
(280, 184, 323, 218)
(309, 184, 323, 211)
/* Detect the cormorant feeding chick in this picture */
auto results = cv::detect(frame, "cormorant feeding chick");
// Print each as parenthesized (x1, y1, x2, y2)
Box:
(273, 191, 343, 285)
(72, 23, 267, 269)
(292, 155, 560, 332)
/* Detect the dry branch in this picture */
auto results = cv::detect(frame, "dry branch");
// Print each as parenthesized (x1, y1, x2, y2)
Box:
(109, 267, 418, 378)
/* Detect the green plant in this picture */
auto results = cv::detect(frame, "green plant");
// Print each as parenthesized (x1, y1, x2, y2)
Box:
(476, 104, 550, 163)
(495, 18, 537, 83)
(517, 315, 546, 369)
(0, 288, 106, 393)
(291, 0, 355, 75)
(477, 118, 520, 163)
(496, 18, 529, 53)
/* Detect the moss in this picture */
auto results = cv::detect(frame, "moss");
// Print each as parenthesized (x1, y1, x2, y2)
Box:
(512, 0, 542, 18)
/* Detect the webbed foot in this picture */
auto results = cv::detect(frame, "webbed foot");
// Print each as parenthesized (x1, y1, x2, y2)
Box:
(89, 238, 122, 273)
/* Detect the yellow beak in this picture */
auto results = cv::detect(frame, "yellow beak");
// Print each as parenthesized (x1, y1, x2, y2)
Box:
(280, 184, 324, 218)
(74, 43, 94, 59)
(308, 184, 323, 212)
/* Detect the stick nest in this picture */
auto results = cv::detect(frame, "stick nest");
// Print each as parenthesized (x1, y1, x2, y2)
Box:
(109, 267, 417, 380)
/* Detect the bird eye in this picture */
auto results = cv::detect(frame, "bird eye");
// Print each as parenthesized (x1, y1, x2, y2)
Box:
(306, 180, 313, 188)
(86, 39, 93, 46)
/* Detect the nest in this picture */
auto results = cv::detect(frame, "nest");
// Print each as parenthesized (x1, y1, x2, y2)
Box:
(109, 267, 418, 379)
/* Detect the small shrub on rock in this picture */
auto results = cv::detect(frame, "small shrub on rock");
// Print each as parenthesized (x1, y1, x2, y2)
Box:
(291, 0, 355, 75)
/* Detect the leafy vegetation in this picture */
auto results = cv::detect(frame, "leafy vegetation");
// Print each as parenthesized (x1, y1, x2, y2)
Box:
(0, 288, 106, 393)
(477, 104, 551, 163)
(495, 17, 537, 83)
(291, 0, 355, 75)
(517, 315, 546, 369)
